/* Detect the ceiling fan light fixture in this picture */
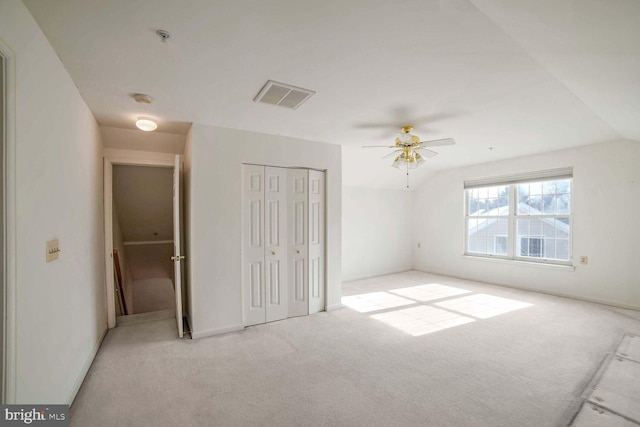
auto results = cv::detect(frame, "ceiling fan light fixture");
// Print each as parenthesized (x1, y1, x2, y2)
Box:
(391, 156, 403, 169)
(135, 117, 157, 131)
(398, 132, 412, 144)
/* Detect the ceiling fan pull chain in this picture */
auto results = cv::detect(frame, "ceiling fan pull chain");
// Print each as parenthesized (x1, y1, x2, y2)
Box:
(406, 163, 410, 188)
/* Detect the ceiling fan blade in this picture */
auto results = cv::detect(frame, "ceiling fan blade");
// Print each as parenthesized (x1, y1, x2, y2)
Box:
(418, 138, 456, 147)
(382, 149, 403, 159)
(416, 148, 439, 157)
(362, 145, 397, 148)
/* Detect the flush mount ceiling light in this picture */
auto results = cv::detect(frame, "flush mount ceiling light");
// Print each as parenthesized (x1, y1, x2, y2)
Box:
(135, 118, 157, 132)
(133, 93, 153, 104)
(362, 125, 456, 188)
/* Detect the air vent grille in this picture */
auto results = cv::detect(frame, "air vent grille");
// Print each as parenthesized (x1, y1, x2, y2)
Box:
(254, 80, 315, 110)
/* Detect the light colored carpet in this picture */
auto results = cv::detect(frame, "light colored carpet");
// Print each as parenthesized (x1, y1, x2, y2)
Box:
(70, 271, 640, 426)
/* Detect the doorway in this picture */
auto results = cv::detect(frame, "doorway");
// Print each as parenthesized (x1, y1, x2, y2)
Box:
(112, 165, 175, 316)
(104, 155, 185, 337)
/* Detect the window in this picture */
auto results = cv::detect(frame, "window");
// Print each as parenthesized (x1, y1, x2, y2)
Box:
(519, 237, 544, 258)
(464, 169, 572, 265)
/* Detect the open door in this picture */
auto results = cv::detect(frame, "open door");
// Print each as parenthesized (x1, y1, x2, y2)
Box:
(172, 155, 184, 337)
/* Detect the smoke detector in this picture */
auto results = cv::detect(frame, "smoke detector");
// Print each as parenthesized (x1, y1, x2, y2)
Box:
(254, 80, 315, 110)
(156, 30, 171, 43)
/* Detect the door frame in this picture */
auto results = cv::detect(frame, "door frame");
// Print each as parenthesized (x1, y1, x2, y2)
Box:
(103, 152, 176, 329)
(0, 39, 17, 403)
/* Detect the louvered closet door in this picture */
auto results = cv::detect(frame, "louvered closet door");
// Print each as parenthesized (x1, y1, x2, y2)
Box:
(308, 170, 325, 314)
(242, 165, 266, 326)
(264, 167, 288, 322)
(287, 169, 309, 317)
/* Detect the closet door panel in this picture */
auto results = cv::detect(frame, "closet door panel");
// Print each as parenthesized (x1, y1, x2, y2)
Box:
(265, 167, 288, 322)
(288, 169, 309, 317)
(309, 170, 325, 314)
(242, 165, 266, 326)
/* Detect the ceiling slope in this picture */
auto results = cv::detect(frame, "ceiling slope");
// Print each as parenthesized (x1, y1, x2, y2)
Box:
(24, 0, 638, 189)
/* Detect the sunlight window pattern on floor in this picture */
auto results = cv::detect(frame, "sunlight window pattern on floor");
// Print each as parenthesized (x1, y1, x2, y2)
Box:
(435, 294, 532, 319)
(343, 283, 534, 337)
(389, 283, 471, 302)
(342, 291, 414, 313)
(371, 305, 475, 336)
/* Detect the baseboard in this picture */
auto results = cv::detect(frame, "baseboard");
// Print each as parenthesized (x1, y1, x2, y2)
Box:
(191, 324, 244, 339)
(414, 268, 640, 312)
(342, 269, 413, 283)
(326, 302, 343, 311)
(67, 326, 108, 406)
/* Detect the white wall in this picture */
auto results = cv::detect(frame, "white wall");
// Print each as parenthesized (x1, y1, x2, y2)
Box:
(413, 140, 640, 309)
(185, 123, 341, 338)
(0, 0, 105, 403)
(342, 187, 413, 282)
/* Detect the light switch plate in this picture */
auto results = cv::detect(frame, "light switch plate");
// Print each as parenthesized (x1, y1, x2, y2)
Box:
(46, 239, 60, 263)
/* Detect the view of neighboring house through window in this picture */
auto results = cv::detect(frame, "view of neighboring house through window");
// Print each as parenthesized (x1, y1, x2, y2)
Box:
(464, 169, 572, 265)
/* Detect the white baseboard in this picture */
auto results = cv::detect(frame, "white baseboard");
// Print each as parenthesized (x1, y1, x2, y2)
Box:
(191, 324, 244, 339)
(67, 326, 108, 406)
(342, 269, 413, 283)
(326, 302, 343, 311)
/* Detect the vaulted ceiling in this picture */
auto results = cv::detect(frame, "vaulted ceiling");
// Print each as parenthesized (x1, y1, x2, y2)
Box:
(25, 0, 640, 189)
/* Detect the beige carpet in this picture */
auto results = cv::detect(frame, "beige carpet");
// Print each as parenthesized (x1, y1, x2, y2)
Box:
(70, 271, 640, 426)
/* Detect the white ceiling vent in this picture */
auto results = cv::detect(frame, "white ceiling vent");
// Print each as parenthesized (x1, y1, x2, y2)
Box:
(254, 80, 315, 110)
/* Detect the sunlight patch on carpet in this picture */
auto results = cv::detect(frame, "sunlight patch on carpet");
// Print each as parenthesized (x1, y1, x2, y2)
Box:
(342, 292, 415, 313)
(389, 283, 471, 302)
(435, 294, 532, 319)
(371, 305, 475, 336)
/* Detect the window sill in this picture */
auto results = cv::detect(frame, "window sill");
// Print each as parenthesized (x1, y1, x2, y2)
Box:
(462, 254, 576, 271)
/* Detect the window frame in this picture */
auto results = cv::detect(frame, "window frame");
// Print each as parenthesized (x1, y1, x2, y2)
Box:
(464, 170, 573, 266)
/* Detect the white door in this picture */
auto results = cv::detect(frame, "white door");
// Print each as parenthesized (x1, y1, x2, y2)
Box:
(264, 167, 288, 322)
(288, 169, 308, 317)
(172, 155, 184, 337)
(242, 165, 266, 326)
(308, 170, 325, 314)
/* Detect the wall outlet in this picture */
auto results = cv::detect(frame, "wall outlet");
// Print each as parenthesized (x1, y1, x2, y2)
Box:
(579, 256, 588, 265)
(46, 239, 60, 263)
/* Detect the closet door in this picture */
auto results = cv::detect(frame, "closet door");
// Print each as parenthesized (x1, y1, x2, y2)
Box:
(264, 167, 288, 322)
(308, 170, 325, 314)
(242, 165, 266, 326)
(287, 169, 308, 317)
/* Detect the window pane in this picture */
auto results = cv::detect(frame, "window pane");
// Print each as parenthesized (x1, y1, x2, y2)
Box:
(467, 216, 506, 256)
(529, 182, 542, 195)
(557, 193, 570, 214)
(556, 238, 570, 261)
(544, 238, 556, 259)
(467, 186, 509, 216)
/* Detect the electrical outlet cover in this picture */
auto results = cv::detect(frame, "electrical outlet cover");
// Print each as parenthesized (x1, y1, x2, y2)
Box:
(46, 239, 59, 263)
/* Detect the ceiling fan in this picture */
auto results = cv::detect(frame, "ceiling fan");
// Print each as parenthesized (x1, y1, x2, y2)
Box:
(363, 125, 455, 187)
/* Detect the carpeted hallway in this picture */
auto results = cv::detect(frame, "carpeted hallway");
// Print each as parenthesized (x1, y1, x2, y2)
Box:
(70, 271, 640, 426)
